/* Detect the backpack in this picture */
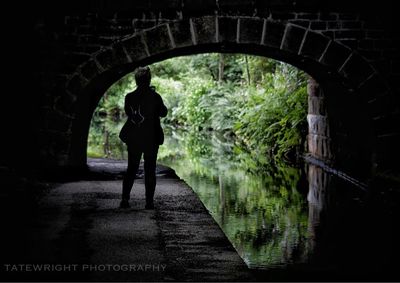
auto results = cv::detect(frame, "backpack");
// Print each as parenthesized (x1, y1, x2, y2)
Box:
(119, 94, 145, 144)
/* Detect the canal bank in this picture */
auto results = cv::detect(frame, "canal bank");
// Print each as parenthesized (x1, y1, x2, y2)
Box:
(2, 158, 399, 281)
(0, 159, 255, 282)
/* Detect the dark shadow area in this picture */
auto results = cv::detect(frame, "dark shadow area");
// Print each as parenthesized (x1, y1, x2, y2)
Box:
(1, 2, 399, 281)
(1, 159, 399, 281)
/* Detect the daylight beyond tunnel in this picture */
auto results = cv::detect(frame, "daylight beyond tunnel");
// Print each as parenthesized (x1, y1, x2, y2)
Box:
(87, 53, 324, 269)
(88, 54, 311, 166)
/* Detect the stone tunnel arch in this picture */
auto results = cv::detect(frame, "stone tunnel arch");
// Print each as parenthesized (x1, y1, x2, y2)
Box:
(66, 15, 390, 181)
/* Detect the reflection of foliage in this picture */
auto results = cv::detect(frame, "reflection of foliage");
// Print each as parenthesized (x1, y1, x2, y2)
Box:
(87, 74, 135, 159)
(158, 128, 309, 268)
(88, 109, 127, 159)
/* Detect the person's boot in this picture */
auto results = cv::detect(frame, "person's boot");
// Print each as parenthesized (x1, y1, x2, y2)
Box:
(119, 199, 130, 209)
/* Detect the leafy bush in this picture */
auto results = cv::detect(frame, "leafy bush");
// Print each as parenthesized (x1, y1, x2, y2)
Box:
(87, 53, 308, 164)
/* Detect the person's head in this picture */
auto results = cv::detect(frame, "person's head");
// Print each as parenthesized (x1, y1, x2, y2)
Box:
(134, 66, 151, 87)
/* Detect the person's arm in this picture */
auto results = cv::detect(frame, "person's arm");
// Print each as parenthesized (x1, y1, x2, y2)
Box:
(159, 95, 168, 118)
(124, 94, 132, 117)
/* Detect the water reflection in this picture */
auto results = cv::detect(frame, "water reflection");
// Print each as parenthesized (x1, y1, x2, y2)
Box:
(306, 164, 331, 264)
(88, 110, 127, 159)
(88, 120, 398, 276)
(158, 127, 325, 269)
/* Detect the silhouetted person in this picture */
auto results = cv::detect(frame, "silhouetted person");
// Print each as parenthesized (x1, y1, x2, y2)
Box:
(119, 66, 168, 209)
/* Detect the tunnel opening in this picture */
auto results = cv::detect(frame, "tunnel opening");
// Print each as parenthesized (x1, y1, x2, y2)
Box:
(87, 53, 312, 163)
(83, 52, 350, 269)
(67, 17, 381, 185)
(73, 47, 370, 184)
(65, 20, 385, 268)
(62, 17, 399, 275)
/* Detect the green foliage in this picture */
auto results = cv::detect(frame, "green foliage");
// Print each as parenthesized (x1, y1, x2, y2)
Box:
(190, 53, 242, 82)
(234, 63, 308, 163)
(151, 77, 185, 125)
(150, 56, 192, 80)
(179, 77, 214, 130)
(87, 53, 308, 164)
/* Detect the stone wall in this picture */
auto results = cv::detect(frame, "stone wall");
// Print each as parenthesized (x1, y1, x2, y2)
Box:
(3, 1, 399, 184)
(307, 79, 332, 162)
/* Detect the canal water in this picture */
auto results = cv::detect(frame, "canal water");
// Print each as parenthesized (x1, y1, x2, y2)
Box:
(156, 127, 399, 280)
(88, 124, 399, 279)
(158, 127, 310, 269)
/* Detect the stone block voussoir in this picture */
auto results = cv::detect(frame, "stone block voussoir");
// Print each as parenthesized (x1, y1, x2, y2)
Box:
(300, 30, 330, 61)
(80, 59, 103, 82)
(143, 24, 174, 55)
(340, 53, 375, 87)
(169, 20, 194, 48)
(122, 34, 149, 62)
(95, 44, 131, 71)
(191, 16, 217, 45)
(280, 24, 307, 53)
(319, 41, 352, 71)
(238, 17, 264, 44)
(262, 20, 286, 49)
(218, 16, 238, 43)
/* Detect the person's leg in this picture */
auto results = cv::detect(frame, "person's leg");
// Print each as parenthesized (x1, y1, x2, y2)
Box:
(143, 146, 158, 208)
(121, 147, 142, 207)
